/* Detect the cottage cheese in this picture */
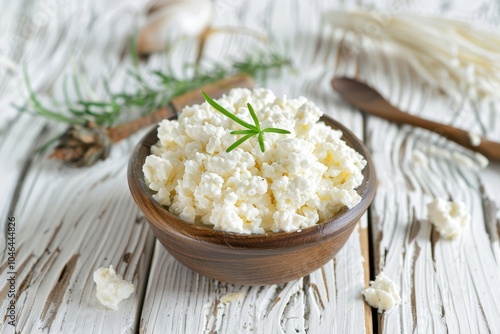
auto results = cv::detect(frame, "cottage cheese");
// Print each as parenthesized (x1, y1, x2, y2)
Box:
(362, 272, 401, 313)
(143, 88, 366, 233)
(427, 198, 470, 239)
(93, 265, 135, 310)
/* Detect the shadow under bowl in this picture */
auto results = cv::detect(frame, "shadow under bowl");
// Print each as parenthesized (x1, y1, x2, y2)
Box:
(128, 114, 376, 285)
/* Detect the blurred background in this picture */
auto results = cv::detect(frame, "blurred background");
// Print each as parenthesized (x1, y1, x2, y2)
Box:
(1, 0, 499, 124)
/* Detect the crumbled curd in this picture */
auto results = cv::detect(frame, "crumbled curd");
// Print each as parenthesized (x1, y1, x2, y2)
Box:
(143, 88, 366, 233)
(362, 272, 401, 313)
(93, 265, 135, 310)
(427, 198, 470, 239)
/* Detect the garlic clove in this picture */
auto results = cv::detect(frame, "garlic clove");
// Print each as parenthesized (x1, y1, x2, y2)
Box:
(137, 0, 213, 55)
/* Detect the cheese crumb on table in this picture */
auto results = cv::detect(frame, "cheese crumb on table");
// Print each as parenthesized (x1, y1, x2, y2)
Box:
(427, 198, 470, 239)
(467, 131, 481, 147)
(362, 272, 401, 313)
(143, 88, 366, 234)
(93, 265, 135, 310)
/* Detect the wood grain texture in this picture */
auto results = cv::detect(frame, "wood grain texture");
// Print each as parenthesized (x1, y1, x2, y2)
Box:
(1, 0, 372, 332)
(332, 77, 500, 161)
(346, 35, 500, 333)
(2, 0, 499, 333)
(140, 225, 370, 334)
(0, 0, 154, 333)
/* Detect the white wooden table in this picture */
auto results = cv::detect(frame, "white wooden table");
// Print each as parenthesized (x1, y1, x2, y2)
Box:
(1, 0, 500, 333)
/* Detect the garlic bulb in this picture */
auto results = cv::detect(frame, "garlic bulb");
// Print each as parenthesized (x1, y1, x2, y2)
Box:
(137, 0, 213, 54)
(323, 9, 500, 101)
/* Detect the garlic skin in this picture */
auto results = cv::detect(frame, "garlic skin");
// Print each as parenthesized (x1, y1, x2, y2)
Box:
(323, 9, 500, 101)
(137, 0, 213, 54)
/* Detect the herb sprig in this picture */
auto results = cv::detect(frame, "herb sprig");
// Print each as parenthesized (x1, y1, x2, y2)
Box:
(202, 92, 290, 152)
(18, 43, 293, 166)
(21, 49, 292, 128)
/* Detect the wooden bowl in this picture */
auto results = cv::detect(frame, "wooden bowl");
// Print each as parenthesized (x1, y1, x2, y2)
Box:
(128, 114, 376, 285)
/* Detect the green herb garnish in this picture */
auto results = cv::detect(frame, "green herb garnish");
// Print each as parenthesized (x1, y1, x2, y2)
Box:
(202, 92, 290, 152)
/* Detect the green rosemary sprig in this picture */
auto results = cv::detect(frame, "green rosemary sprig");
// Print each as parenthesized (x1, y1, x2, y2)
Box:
(17, 44, 293, 166)
(202, 92, 290, 152)
(21, 49, 293, 128)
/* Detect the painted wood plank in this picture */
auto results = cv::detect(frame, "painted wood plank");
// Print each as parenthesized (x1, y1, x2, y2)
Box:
(3, 0, 500, 333)
(140, 226, 369, 334)
(0, 0, 369, 333)
(139, 0, 370, 333)
(322, 2, 500, 332)
(348, 33, 500, 334)
(0, 0, 154, 333)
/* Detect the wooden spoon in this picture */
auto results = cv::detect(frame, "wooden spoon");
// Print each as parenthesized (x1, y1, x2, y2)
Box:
(332, 77, 500, 162)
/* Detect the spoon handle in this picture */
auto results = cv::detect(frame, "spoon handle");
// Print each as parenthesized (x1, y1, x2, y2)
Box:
(332, 77, 499, 161)
(390, 111, 492, 157)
